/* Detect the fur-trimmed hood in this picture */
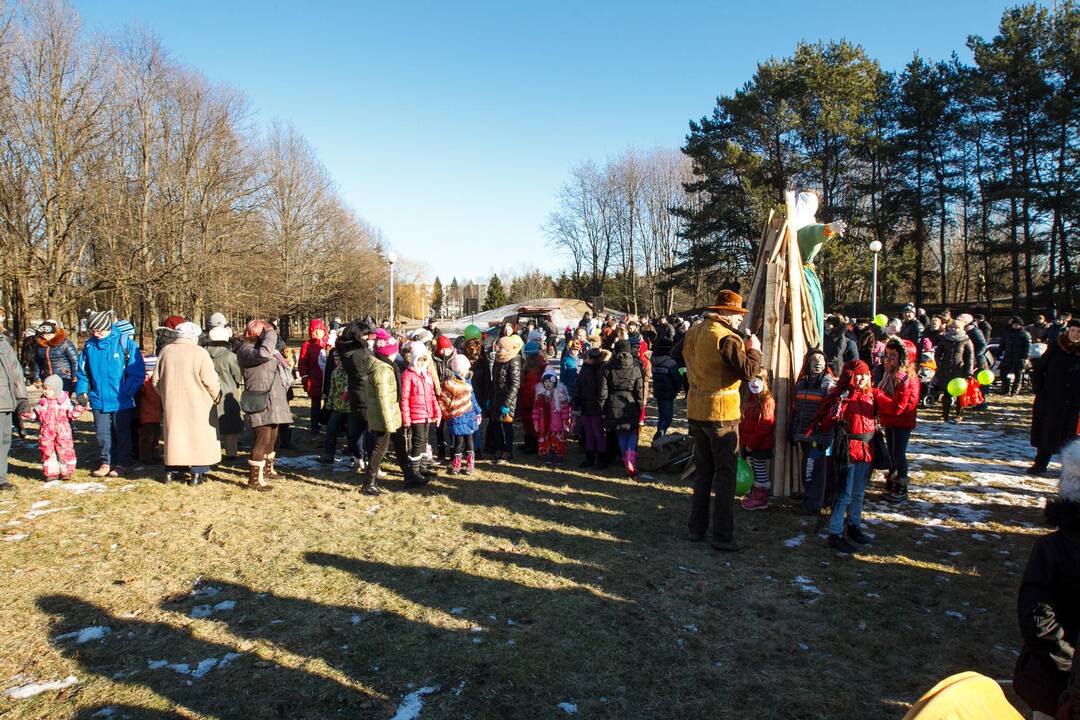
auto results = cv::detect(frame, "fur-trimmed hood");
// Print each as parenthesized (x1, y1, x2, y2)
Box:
(36, 328, 68, 347)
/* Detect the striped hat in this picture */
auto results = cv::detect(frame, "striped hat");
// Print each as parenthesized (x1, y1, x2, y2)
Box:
(86, 310, 114, 333)
(115, 319, 136, 339)
(143, 355, 158, 373)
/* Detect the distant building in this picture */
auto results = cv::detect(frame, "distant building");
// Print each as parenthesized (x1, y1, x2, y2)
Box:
(462, 282, 487, 317)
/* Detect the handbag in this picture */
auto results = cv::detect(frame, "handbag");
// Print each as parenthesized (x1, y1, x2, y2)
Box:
(240, 389, 270, 414)
(870, 429, 893, 471)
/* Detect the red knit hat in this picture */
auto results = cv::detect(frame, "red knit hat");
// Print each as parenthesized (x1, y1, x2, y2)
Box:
(164, 315, 185, 329)
(851, 360, 870, 375)
(436, 334, 453, 351)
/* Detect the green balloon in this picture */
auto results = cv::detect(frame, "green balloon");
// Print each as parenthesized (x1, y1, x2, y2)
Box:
(976, 369, 994, 386)
(463, 324, 482, 341)
(873, 314, 888, 327)
(736, 456, 753, 495)
(947, 377, 968, 397)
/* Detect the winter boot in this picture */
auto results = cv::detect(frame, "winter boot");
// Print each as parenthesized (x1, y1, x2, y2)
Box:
(163, 470, 178, 485)
(247, 460, 272, 492)
(464, 452, 475, 475)
(579, 451, 596, 468)
(264, 453, 280, 479)
(449, 454, 463, 475)
(828, 533, 857, 555)
(741, 486, 769, 511)
(421, 456, 438, 479)
(885, 479, 909, 502)
(361, 467, 383, 496)
(624, 450, 638, 477)
(846, 523, 872, 545)
(189, 472, 205, 487)
(404, 458, 428, 488)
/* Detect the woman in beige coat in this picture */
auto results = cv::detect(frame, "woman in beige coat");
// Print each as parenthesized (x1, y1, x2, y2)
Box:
(152, 322, 222, 486)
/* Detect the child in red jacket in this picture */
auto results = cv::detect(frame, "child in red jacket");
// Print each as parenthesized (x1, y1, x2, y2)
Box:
(298, 318, 329, 434)
(517, 349, 547, 454)
(818, 360, 899, 554)
(873, 337, 921, 501)
(400, 341, 442, 480)
(532, 371, 572, 466)
(740, 370, 775, 511)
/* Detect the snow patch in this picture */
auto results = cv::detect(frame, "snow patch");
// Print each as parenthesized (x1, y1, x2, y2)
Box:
(55, 626, 111, 644)
(5, 675, 79, 699)
(783, 534, 806, 548)
(944, 610, 967, 621)
(42, 480, 107, 495)
(793, 576, 824, 596)
(189, 600, 236, 618)
(3, 532, 27, 542)
(557, 702, 578, 714)
(391, 685, 438, 720)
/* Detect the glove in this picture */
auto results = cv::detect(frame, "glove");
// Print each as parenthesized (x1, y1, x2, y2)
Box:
(827, 220, 847, 236)
(76, 393, 89, 407)
(15, 398, 29, 415)
(499, 406, 510, 417)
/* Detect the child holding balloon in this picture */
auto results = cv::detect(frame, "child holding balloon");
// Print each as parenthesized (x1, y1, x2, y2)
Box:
(739, 370, 775, 511)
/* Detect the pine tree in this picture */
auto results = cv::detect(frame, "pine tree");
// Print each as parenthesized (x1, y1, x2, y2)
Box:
(430, 276, 444, 317)
(483, 274, 507, 311)
(448, 277, 460, 318)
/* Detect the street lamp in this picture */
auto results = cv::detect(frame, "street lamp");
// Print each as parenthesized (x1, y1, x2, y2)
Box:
(386, 251, 398, 326)
(869, 240, 883, 317)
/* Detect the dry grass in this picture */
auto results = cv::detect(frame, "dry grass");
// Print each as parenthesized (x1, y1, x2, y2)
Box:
(0, 394, 1049, 719)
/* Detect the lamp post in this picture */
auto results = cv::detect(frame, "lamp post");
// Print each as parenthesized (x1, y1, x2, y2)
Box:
(869, 240, 883, 318)
(387, 251, 398, 326)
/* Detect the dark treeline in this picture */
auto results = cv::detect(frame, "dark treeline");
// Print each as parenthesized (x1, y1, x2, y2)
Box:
(676, 2, 1079, 317)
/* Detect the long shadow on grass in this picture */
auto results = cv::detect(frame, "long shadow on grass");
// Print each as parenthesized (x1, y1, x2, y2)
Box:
(37, 594, 383, 719)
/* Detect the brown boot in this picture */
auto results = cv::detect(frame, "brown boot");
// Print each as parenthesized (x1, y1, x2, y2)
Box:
(264, 453, 280, 479)
(247, 460, 272, 492)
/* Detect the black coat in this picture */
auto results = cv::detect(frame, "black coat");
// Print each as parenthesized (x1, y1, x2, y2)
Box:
(899, 319, 923, 345)
(335, 336, 371, 416)
(1030, 336, 1080, 453)
(472, 349, 493, 412)
(573, 361, 604, 416)
(599, 351, 644, 431)
(966, 325, 989, 370)
(1002, 327, 1033, 368)
(492, 353, 521, 415)
(651, 354, 681, 401)
(935, 329, 974, 381)
(1014, 527, 1080, 714)
(823, 331, 858, 377)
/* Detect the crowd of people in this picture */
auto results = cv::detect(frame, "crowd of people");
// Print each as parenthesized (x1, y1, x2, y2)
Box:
(0, 296, 1076, 717)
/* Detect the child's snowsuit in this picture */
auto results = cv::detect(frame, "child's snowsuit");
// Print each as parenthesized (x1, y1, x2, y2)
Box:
(23, 392, 85, 478)
(532, 379, 572, 461)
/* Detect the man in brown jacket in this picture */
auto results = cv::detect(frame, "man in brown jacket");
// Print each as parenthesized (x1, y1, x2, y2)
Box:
(675, 289, 761, 551)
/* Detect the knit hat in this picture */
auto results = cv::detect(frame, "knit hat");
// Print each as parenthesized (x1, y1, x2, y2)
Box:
(851, 360, 871, 375)
(409, 328, 433, 345)
(373, 328, 398, 357)
(115, 319, 136, 339)
(42, 374, 63, 395)
(143, 355, 158, 373)
(209, 326, 232, 342)
(523, 340, 540, 356)
(527, 330, 545, 346)
(1055, 439, 1080, 503)
(902, 303, 915, 313)
(436, 335, 453, 352)
(176, 321, 201, 342)
(613, 339, 631, 355)
(164, 315, 185, 329)
(208, 312, 227, 328)
(86, 310, 114, 333)
(450, 354, 471, 375)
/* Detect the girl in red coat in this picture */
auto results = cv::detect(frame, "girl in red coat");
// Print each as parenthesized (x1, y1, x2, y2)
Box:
(517, 350, 547, 454)
(740, 371, 775, 511)
(298, 319, 329, 434)
(21, 374, 86, 479)
(818, 360, 899, 554)
(532, 371, 572, 466)
(873, 337, 921, 502)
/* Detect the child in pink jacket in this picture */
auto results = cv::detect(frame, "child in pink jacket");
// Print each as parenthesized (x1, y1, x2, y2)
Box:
(532, 371, 572, 466)
(21, 374, 86, 479)
(400, 341, 442, 479)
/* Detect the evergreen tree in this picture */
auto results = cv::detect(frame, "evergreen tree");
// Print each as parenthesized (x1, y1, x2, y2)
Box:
(430, 276, 444, 317)
(482, 274, 507, 311)
(448, 277, 460, 317)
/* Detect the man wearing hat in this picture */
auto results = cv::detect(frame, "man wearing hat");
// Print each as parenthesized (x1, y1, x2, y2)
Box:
(75, 310, 145, 477)
(0, 313, 28, 491)
(676, 289, 762, 551)
(1001, 316, 1032, 396)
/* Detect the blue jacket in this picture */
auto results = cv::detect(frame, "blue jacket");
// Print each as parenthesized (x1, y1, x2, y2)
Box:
(651, 354, 681, 401)
(34, 333, 79, 387)
(559, 354, 579, 397)
(75, 324, 145, 412)
(449, 379, 482, 437)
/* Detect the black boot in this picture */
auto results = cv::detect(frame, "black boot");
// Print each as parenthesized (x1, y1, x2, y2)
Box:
(189, 472, 205, 487)
(361, 471, 383, 495)
(404, 460, 428, 488)
(163, 471, 177, 484)
(579, 451, 595, 468)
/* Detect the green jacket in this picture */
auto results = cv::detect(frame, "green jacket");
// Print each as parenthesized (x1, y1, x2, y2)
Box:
(364, 355, 402, 433)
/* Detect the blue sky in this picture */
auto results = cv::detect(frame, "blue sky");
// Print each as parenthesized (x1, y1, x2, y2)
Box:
(78, 0, 1019, 283)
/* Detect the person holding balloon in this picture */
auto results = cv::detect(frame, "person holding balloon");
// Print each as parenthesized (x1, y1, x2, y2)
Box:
(935, 320, 975, 424)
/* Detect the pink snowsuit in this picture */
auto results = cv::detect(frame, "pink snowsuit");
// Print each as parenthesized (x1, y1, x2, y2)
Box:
(22, 392, 85, 479)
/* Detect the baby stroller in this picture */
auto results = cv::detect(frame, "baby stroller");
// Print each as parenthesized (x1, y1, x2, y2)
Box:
(918, 351, 940, 407)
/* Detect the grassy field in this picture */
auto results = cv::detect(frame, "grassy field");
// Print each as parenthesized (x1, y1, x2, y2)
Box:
(0, 392, 1054, 719)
